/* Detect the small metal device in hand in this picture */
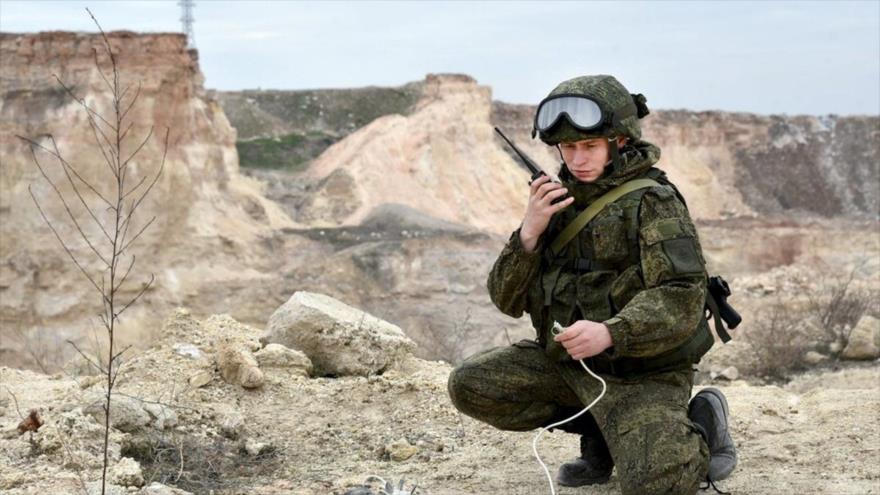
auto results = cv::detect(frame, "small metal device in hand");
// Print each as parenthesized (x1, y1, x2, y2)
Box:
(552, 321, 565, 336)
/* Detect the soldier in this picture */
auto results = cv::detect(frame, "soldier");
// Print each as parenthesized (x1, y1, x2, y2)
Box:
(447, 75, 736, 494)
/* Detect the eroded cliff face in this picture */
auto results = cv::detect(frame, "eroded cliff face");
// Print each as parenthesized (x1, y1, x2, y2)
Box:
(294, 74, 530, 235)
(0, 32, 292, 362)
(493, 104, 880, 221)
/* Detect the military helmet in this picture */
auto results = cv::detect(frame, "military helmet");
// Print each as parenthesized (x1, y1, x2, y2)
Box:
(533, 75, 650, 144)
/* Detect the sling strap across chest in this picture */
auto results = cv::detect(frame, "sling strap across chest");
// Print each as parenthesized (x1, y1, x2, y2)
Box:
(549, 178, 661, 257)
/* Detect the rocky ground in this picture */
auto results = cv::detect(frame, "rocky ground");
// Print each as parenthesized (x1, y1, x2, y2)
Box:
(1, 304, 878, 495)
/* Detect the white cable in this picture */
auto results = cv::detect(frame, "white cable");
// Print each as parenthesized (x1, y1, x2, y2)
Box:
(532, 323, 608, 495)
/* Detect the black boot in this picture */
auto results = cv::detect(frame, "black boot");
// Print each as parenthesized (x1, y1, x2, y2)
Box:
(688, 387, 737, 481)
(556, 433, 614, 487)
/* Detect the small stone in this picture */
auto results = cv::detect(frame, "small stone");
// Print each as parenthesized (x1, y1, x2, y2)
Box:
(718, 366, 739, 381)
(188, 370, 213, 388)
(216, 340, 264, 389)
(254, 343, 313, 376)
(386, 439, 418, 462)
(173, 343, 203, 359)
(220, 413, 245, 440)
(829, 341, 844, 354)
(110, 457, 144, 487)
(243, 438, 273, 456)
(803, 351, 829, 365)
(142, 403, 178, 430)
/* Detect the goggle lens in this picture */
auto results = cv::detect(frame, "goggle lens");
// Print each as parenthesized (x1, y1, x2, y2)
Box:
(535, 96, 603, 132)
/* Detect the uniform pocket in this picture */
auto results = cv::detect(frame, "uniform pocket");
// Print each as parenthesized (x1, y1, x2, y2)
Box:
(591, 205, 629, 264)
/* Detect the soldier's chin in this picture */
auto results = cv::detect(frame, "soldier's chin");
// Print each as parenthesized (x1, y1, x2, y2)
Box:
(572, 170, 599, 183)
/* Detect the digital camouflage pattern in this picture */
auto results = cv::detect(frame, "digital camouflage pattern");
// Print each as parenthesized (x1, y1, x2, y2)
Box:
(537, 74, 644, 143)
(447, 341, 709, 495)
(486, 138, 710, 364)
(447, 133, 713, 493)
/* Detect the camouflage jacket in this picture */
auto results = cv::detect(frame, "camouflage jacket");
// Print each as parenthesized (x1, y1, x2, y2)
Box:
(488, 140, 710, 364)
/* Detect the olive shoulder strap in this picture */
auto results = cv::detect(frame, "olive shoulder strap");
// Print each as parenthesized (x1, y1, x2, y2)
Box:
(549, 178, 661, 256)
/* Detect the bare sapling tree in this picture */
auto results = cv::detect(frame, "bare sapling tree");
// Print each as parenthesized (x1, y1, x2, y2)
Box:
(16, 10, 167, 495)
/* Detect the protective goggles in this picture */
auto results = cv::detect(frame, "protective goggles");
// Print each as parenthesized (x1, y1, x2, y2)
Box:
(533, 94, 607, 133)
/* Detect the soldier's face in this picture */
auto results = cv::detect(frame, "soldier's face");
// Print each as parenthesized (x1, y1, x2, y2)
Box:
(558, 138, 613, 183)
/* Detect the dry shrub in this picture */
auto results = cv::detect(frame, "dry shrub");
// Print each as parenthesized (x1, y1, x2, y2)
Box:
(743, 301, 812, 381)
(122, 432, 282, 493)
(745, 263, 875, 381)
(806, 262, 876, 350)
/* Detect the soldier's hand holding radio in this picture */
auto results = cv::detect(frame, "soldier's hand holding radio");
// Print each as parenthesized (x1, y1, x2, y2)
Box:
(520, 175, 573, 253)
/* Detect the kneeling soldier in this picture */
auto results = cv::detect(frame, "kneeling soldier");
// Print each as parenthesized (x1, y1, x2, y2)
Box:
(447, 75, 736, 494)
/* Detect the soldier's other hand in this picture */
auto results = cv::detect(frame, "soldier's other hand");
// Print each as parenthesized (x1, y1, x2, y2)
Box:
(520, 175, 573, 252)
(553, 320, 613, 361)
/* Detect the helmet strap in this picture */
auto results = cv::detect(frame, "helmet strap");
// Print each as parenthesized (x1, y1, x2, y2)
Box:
(605, 137, 622, 177)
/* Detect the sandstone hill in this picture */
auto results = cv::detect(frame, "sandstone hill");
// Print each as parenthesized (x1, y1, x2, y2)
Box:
(219, 76, 879, 225)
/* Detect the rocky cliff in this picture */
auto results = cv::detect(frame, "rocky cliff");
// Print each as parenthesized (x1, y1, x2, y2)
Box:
(0, 32, 292, 365)
(221, 80, 879, 224)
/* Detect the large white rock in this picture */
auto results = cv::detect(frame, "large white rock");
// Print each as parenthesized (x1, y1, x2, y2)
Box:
(264, 291, 415, 376)
(841, 315, 880, 360)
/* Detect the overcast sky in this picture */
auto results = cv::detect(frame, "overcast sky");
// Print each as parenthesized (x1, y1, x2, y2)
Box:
(2, 0, 879, 116)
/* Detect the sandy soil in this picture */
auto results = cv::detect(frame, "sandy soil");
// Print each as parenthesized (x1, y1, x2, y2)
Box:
(1, 311, 878, 495)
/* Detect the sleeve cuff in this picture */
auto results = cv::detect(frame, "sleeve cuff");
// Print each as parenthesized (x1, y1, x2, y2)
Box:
(603, 316, 629, 358)
(508, 227, 543, 261)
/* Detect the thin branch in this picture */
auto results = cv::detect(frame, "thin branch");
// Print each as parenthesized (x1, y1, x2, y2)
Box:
(119, 82, 142, 124)
(115, 254, 137, 293)
(4, 386, 25, 421)
(116, 274, 154, 318)
(121, 125, 154, 169)
(122, 174, 148, 201)
(111, 344, 132, 364)
(66, 339, 107, 375)
(26, 147, 110, 267)
(47, 136, 115, 244)
(119, 127, 168, 239)
(28, 186, 109, 304)
(175, 437, 185, 483)
(119, 82, 132, 104)
(118, 120, 134, 144)
(118, 198, 135, 254)
(128, 127, 168, 218)
(52, 74, 115, 132)
(17, 134, 114, 211)
(83, 108, 120, 179)
(120, 216, 156, 254)
(91, 46, 115, 97)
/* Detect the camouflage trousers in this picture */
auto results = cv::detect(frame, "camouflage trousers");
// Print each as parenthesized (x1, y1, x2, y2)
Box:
(447, 340, 710, 495)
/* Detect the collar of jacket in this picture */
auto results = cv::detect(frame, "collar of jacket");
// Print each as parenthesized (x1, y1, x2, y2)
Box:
(558, 139, 662, 208)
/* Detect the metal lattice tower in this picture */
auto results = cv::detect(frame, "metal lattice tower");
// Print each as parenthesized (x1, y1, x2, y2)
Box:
(179, 0, 196, 49)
